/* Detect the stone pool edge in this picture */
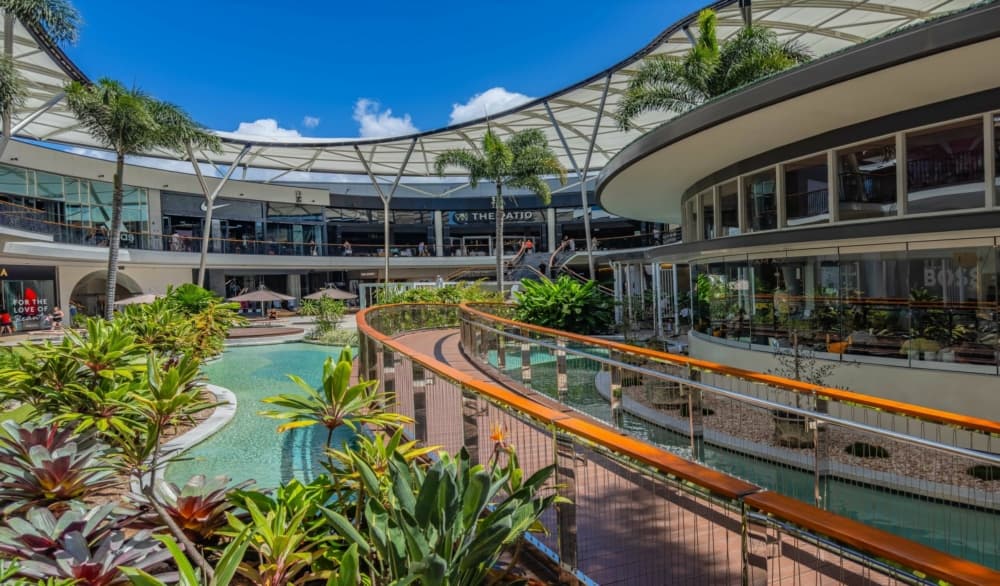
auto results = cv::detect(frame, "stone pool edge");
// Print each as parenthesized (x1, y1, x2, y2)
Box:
(131, 383, 237, 492)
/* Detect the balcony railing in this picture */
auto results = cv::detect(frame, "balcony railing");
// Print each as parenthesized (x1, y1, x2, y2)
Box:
(357, 302, 1000, 585)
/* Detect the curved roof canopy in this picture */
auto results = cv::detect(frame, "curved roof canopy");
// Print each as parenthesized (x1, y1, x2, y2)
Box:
(2, 0, 981, 179)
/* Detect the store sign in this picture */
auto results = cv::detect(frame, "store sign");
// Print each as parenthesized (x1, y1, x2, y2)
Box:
(924, 265, 978, 288)
(449, 210, 542, 224)
(0, 265, 56, 281)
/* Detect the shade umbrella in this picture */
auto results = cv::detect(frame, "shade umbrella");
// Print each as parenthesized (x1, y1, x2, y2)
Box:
(113, 293, 162, 306)
(228, 288, 296, 318)
(304, 287, 357, 301)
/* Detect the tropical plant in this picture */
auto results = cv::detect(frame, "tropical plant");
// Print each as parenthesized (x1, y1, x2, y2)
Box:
(64, 79, 220, 317)
(0, 560, 76, 586)
(435, 129, 567, 293)
(0, 502, 121, 558)
(325, 426, 436, 505)
(133, 475, 251, 545)
(514, 275, 614, 334)
(375, 280, 503, 305)
(324, 447, 561, 585)
(616, 9, 810, 130)
(0, 421, 116, 512)
(120, 530, 253, 586)
(0, 0, 80, 157)
(300, 297, 346, 340)
(10, 528, 170, 586)
(115, 302, 196, 358)
(260, 347, 408, 450)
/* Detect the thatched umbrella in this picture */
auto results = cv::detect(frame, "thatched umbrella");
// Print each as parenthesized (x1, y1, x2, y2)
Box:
(228, 288, 296, 316)
(303, 287, 357, 301)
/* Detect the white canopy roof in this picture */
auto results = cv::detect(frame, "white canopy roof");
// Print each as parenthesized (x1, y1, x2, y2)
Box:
(3, 0, 980, 179)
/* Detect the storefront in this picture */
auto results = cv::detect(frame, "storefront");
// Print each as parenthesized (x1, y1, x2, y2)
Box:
(0, 265, 57, 331)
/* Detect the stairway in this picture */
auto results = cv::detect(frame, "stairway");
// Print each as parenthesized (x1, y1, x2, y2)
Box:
(506, 251, 553, 282)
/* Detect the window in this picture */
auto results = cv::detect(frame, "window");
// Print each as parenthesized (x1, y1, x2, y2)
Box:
(838, 137, 897, 220)
(702, 191, 715, 240)
(719, 181, 739, 236)
(744, 169, 776, 232)
(784, 155, 828, 226)
(907, 119, 984, 214)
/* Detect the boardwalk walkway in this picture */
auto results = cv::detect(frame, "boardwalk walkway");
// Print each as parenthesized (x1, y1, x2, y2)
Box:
(389, 327, 893, 586)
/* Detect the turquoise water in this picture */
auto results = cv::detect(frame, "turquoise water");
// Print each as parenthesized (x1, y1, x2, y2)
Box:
(491, 348, 1000, 569)
(166, 343, 355, 488)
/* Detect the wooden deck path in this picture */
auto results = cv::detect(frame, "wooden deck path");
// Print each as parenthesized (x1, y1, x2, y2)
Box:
(388, 328, 894, 586)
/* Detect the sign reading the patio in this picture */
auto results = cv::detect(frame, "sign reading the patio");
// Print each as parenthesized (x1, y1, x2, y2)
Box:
(449, 210, 543, 224)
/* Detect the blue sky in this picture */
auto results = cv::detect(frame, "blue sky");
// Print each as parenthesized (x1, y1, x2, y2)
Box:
(66, 1, 705, 140)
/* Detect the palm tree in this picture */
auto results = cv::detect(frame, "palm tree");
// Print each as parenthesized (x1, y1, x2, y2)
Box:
(1, 0, 79, 149)
(435, 128, 566, 293)
(616, 9, 810, 130)
(65, 78, 220, 318)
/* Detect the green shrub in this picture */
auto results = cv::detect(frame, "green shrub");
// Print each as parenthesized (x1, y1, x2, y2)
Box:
(301, 298, 347, 341)
(310, 328, 358, 347)
(514, 276, 614, 334)
(375, 281, 502, 305)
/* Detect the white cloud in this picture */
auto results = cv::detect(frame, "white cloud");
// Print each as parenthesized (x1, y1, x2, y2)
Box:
(448, 87, 534, 125)
(353, 99, 418, 139)
(231, 118, 302, 139)
(302, 115, 320, 129)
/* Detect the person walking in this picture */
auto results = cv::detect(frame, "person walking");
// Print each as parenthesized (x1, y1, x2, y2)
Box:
(0, 308, 12, 335)
(50, 307, 64, 330)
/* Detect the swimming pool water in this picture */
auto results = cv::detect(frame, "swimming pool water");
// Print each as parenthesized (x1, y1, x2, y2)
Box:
(165, 343, 355, 488)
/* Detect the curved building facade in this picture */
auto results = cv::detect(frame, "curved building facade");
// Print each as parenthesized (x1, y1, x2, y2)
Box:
(598, 2, 1000, 418)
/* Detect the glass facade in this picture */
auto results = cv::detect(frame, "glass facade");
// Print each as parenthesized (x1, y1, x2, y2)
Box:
(719, 181, 739, 236)
(784, 155, 828, 226)
(691, 239, 1000, 370)
(838, 137, 898, 221)
(906, 119, 984, 214)
(744, 169, 776, 232)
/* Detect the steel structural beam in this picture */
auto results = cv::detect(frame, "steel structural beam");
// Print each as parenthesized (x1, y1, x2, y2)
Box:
(190, 143, 251, 287)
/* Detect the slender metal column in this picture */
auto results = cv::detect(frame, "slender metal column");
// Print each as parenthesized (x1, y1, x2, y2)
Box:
(520, 331, 532, 386)
(579, 75, 612, 280)
(686, 363, 704, 461)
(355, 139, 416, 287)
(609, 354, 623, 427)
(411, 361, 429, 443)
(189, 143, 251, 287)
(461, 389, 482, 464)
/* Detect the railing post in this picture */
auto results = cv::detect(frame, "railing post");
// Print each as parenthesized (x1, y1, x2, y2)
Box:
(812, 417, 830, 509)
(556, 337, 568, 401)
(554, 431, 578, 579)
(411, 361, 429, 443)
(686, 363, 705, 462)
(609, 353, 623, 428)
(461, 389, 482, 465)
(520, 328, 532, 386)
(381, 347, 395, 407)
(496, 326, 506, 372)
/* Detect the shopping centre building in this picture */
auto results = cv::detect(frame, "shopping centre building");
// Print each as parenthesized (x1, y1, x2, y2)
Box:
(2, 0, 997, 416)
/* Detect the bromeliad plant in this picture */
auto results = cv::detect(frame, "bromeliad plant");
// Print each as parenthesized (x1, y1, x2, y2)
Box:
(514, 275, 614, 334)
(133, 475, 252, 545)
(0, 421, 116, 513)
(260, 347, 408, 451)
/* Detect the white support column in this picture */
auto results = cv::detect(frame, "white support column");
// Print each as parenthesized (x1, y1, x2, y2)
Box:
(189, 143, 251, 287)
(695, 195, 705, 241)
(434, 210, 444, 256)
(546, 207, 556, 252)
(653, 263, 662, 337)
(984, 113, 995, 209)
(712, 185, 721, 240)
(827, 149, 839, 222)
(775, 163, 787, 229)
(895, 132, 907, 216)
(737, 176, 747, 234)
(0, 92, 66, 158)
(355, 139, 417, 285)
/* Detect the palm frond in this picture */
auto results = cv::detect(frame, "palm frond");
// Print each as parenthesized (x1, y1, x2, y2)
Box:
(0, 54, 25, 120)
(506, 175, 552, 206)
(433, 149, 487, 187)
(1, 0, 81, 44)
(148, 100, 222, 153)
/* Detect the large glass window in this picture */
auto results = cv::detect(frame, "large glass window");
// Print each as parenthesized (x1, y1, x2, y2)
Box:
(784, 155, 828, 226)
(719, 181, 739, 236)
(907, 119, 984, 214)
(744, 169, 776, 232)
(701, 191, 714, 240)
(684, 200, 698, 241)
(838, 137, 897, 221)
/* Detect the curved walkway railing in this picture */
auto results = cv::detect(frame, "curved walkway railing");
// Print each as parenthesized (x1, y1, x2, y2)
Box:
(357, 302, 1000, 585)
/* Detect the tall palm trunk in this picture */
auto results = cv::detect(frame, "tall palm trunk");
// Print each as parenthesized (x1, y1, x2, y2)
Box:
(104, 154, 125, 319)
(495, 183, 504, 295)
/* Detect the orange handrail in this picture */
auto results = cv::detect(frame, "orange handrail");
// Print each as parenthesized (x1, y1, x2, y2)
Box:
(459, 302, 1000, 436)
(356, 302, 1000, 585)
